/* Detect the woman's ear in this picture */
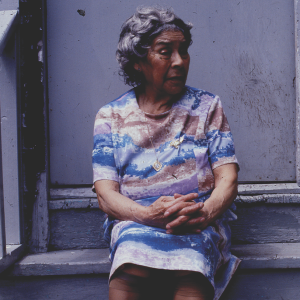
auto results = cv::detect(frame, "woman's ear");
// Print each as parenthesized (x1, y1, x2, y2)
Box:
(134, 63, 141, 72)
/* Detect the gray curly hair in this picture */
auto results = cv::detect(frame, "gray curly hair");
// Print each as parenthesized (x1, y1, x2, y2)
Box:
(116, 6, 193, 87)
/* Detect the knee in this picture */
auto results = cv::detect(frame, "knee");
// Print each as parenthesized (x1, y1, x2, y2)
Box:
(121, 263, 152, 278)
(173, 272, 214, 300)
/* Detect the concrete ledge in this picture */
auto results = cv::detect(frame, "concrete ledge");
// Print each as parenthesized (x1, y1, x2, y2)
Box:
(49, 198, 99, 210)
(51, 183, 300, 196)
(11, 243, 300, 276)
(235, 194, 300, 204)
(50, 183, 300, 200)
(237, 183, 300, 195)
(231, 243, 300, 269)
(49, 188, 300, 210)
(12, 249, 111, 276)
(48, 194, 300, 210)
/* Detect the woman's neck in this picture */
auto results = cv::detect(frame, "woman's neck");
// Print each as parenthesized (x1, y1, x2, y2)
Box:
(136, 86, 177, 115)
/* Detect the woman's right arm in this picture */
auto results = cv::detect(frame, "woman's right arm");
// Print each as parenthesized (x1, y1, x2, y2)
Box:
(95, 180, 202, 229)
(95, 179, 148, 224)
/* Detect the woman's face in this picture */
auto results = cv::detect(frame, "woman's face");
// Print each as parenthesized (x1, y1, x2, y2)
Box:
(135, 30, 190, 97)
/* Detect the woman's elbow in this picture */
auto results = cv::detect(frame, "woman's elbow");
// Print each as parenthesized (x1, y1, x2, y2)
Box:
(232, 180, 238, 199)
(94, 181, 106, 211)
(97, 194, 105, 211)
(94, 179, 120, 212)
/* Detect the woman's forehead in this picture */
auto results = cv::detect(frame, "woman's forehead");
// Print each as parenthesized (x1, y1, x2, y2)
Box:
(152, 30, 186, 46)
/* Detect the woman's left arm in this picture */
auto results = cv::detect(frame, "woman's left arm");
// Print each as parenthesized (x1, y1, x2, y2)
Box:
(165, 163, 238, 233)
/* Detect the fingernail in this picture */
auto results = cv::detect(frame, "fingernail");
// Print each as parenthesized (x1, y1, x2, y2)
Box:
(165, 212, 170, 216)
(166, 230, 171, 234)
(196, 229, 201, 233)
(166, 225, 170, 229)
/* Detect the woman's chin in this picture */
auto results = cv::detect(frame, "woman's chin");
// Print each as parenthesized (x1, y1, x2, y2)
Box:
(164, 81, 186, 96)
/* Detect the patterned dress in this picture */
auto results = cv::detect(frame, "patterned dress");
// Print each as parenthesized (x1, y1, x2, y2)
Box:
(92, 86, 240, 300)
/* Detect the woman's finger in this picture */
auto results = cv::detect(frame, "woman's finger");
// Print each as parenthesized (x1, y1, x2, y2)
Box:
(164, 201, 195, 217)
(176, 192, 198, 200)
(173, 193, 198, 204)
(173, 193, 183, 199)
(176, 202, 204, 216)
(166, 215, 191, 229)
(165, 201, 196, 217)
(166, 227, 201, 235)
(183, 216, 206, 227)
(164, 193, 198, 216)
(166, 215, 206, 230)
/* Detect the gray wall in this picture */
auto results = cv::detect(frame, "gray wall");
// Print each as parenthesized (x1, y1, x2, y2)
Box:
(47, 0, 296, 185)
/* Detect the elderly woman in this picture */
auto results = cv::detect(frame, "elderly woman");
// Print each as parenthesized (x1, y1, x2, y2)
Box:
(93, 6, 240, 300)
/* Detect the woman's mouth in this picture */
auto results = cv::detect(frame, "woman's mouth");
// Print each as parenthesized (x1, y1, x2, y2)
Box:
(167, 76, 185, 82)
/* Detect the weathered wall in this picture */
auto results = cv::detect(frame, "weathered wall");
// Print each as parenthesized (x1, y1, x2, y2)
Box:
(49, 209, 108, 250)
(47, 0, 296, 184)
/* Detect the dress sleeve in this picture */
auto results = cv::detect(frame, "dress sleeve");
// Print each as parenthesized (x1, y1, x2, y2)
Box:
(92, 107, 119, 184)
(204, 96, 239, 170)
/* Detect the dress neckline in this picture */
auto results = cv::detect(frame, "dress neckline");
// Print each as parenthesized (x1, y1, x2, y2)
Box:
(132, 87, 187, 117)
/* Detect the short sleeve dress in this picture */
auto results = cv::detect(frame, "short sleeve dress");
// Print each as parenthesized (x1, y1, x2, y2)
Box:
(92, 86, 240, 300)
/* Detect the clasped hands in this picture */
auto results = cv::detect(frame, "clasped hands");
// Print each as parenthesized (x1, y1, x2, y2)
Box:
(146, 193, 210, 234)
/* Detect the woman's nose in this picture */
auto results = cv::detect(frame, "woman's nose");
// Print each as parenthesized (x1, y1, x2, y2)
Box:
(171, 51, 184, 67)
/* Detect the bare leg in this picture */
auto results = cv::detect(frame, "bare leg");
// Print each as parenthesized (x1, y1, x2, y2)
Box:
(109, 288, 141, 300)
(109, 264, 151, 300)
(172, 271, 214, 300)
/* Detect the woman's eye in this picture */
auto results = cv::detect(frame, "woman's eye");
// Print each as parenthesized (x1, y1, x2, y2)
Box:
(159, 49, 172, 56)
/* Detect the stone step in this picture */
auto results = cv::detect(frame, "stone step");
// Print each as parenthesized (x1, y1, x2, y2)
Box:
(3, 243, 300, 300)
(11, 248, 111, 276)
(10, 243, 300, 277)
(232, 201, 300, 244)
(48, 194, 300, 250)
(0, 243, 300, 300)
(1, 270, 300, 300)
(0, 275, 110, 300)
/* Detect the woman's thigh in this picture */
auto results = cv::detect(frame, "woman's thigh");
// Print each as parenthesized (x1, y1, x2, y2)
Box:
(113, 265, 214, 300)
(121, 263, 153, 278)
(113, 265, 174, 299)
(173, 271, 214, 300)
